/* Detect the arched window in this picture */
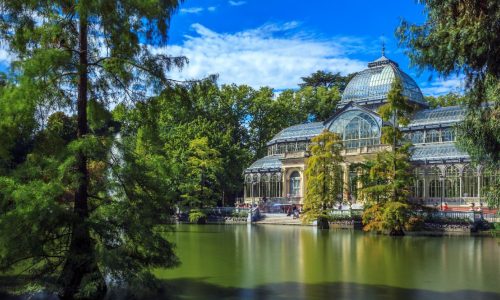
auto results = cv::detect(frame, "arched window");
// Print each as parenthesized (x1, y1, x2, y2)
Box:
(463, 166, 478, 197)
(411, 131, 424, 144)
(252, 174, 259, 197)
(428, 167, 442, 198)
(441, 128, 455, 142)
(289, 171, 301, 197)
(425, 130, 440, 143)
(328, 110, 380, 149)
(260, 174, 269, 198)
(270, 174, 278, 198)
(445, 165, 460, 198)
(412, 168, 424, 198)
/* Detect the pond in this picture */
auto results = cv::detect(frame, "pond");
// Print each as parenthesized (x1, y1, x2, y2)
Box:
(154, 224, 499, 300)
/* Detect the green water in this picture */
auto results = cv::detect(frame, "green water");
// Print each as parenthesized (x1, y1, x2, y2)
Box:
(155, 224, 500, 300)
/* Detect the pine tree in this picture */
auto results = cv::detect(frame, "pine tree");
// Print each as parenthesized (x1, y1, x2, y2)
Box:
(0, 1, 184, 298)
(361, 78, 416, 236)
(398, 0, 500, 164)
(302, 130, 344, 229)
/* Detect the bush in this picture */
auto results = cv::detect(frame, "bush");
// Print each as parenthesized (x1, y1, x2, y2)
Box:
(404, 215, 425, 231)
(231, 210, 248, 218)
(188, 209, 207, 224)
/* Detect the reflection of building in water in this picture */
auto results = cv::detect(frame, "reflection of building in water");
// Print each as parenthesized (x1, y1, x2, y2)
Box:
(243, 55, 498, 206)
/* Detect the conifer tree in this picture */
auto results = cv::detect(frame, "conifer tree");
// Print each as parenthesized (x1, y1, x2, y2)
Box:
(303, 130, 344, 229)
(0, 1, 184, 298)
(361, 78, 416, 236)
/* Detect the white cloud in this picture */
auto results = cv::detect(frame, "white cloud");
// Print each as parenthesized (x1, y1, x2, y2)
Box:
(207, 6, 217, 12)
(420, 76, 465, 96)
(0, 45, 15, 69)
(158, 23, 367, 89)
(229, 1, 247, 7)
(180, 7, 204, 14)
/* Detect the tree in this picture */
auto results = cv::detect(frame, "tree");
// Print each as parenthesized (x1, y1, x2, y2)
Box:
(0, 1, 184, 298)
(302, 130, 344, 229)
(424, 93, 465, 109)
(397, 0, 500, 164)
(180, 137, 222, 208)
(299, 70, 356, 92)
(361, 79, 416, 236)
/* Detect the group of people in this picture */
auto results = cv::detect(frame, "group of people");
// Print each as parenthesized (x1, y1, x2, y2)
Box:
(286, 205, 301, 219)
(433, 202, 484, 212)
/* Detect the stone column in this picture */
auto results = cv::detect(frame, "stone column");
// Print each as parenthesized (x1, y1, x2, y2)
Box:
(342, 163, 350, 203)
(457, 164, 464, 206)
(422, 167, 428, 202)
(477, 166, 482, 201)
(356, 168, 363, 204)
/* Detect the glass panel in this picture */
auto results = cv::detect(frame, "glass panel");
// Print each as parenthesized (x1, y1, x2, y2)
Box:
(428, 167, 442, 198)
(289, 171, 301, 196)
(425, 130, 440, 143)
(441, 128, 455, 142)
(463, 166, 478, 197)
(328, 110, 380, 149)
(411, 131, 424, 144)
(445, 166, 460, 198)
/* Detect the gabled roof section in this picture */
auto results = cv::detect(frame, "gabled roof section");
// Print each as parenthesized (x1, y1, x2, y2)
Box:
(323, 101, 379, 127)
(267, 122, 324, 145)
(245, 155, 283, 173)
(406, 105, 466, 128)
(411, 143, 469, 163)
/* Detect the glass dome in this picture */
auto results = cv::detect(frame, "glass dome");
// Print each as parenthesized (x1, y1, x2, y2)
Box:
(340, 56, 426, 107)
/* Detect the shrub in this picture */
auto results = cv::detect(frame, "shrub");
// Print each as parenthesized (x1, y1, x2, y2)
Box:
(188, 209, 207, 224)
(404, 215, 425, 231)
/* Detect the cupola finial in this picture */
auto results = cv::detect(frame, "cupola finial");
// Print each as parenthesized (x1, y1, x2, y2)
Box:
(381, 40, 385, 56)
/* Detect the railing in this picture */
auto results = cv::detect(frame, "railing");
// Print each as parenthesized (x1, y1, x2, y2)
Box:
(242, 197, 303, 205)
(284, 151, 307, 159)
(416, 210, 483, 222)
(178, 207, 250, 218)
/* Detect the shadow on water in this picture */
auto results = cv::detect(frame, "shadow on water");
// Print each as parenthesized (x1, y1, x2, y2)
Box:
(2, 277, 499, 300)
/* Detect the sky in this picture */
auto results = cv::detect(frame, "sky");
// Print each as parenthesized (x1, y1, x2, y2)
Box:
(163, 0, 463, 96)
(0, 0, 463, 96)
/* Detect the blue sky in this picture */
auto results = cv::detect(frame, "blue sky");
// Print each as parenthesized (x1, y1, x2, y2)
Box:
(0, 0, 463, 96)
(163, 0, 463, 95)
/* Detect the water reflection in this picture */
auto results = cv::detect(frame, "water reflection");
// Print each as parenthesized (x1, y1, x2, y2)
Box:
(156, 224, 499, 300)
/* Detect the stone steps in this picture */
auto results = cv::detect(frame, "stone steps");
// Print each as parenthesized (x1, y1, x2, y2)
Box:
(255, 214, 304, 225)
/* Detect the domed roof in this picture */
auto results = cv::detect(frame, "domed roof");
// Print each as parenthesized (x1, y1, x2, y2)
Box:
(340, 56, 426, 107)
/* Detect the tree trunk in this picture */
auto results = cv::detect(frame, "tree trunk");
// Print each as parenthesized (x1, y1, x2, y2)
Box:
(58, 13, 106, 300)
(317, 216, 330, 230)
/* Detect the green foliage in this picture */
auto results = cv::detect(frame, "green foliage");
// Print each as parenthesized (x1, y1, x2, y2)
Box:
(299, 70, 356, 92)
(188, 209, 207, 224)
(0, 83, 37, 171)
(361, 79, 415, 235)
(302, 130, 344, 224)
(180, 137, 222, 208)
(117, 77, 344, 208)
(425, 93, 465, 109)
(0, 0, 185, 297)
(398, 0, 500, 164)
(362, 202, 410, 235)
(483, 177, 500, 209)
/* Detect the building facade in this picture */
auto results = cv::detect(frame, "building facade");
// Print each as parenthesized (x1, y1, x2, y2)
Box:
(243, 55, 498, 207)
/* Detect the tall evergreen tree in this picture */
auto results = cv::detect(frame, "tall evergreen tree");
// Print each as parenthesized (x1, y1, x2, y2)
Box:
(362, 79, 416, 236)
(0, 1, 184, 298)
(302, 130, 344, 229)
(397, 0, 500, 209)
(397, 0, 500, 164)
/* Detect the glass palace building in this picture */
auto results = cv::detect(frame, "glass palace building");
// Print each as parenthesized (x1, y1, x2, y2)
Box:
(243, 55, 498, 206)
